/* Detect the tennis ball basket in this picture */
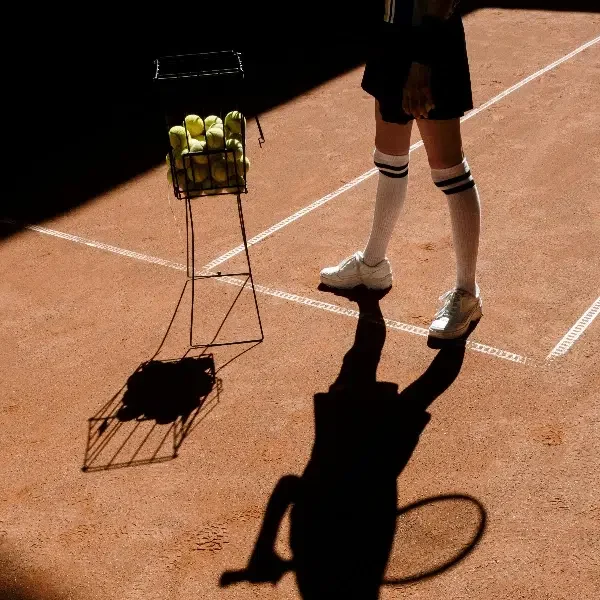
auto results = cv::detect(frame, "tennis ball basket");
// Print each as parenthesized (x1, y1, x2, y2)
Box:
(154, 50, 264, 199)
(153, 50, 264, 348)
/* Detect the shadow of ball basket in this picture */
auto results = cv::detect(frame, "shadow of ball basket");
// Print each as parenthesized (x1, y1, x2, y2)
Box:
(384, 494, 487, 585)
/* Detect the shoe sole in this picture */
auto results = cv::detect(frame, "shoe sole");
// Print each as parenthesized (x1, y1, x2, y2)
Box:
(319, 274, 393, 291)
(427, 304, 483, 343)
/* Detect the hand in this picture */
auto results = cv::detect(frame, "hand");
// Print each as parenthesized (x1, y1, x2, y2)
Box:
(220, 554, 290, 586)
(402, 62, 435, 119)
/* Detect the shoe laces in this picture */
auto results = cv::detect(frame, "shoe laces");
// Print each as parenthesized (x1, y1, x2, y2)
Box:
(435, 289, 467, 319)
(340, 253, 360, 269)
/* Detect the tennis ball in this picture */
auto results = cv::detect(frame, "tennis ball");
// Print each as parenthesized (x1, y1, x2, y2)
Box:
(236, 155, 251, 174)
(166, 151, 184, 170)
(206, 126, 225, 149)
(184, 114, 204, 137)
(228, 173, 245, 189)
(187, 164, 209, 184)
(204, 115, 223, 130)
(186, 139, 209, 165)
(225, 139, 244, 163)
(224, 111, 245, 135)
(210, 160, 229, 183)
(192, 134, 206, 143)
(167, 167, 186, 187)
(201, 178, 220, 195)
(169, 125, 189, 150)
(226, 131, 243, 144)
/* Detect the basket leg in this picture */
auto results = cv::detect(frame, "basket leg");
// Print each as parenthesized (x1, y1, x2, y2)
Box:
(187, 198, 196, 348)
(236, 193, 264, 341)
(185, 197, 191, 279)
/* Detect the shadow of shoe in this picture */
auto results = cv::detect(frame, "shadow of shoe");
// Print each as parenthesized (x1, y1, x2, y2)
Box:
(317, 282, 391, 302)
(426, 318, 481, 350)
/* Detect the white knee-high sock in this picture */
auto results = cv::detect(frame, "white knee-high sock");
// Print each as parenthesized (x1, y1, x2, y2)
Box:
(363, 149, 410, 267)
(431, 157, 481, 296)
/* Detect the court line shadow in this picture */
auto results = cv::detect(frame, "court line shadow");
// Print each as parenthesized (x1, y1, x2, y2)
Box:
(219, 290, 487, 597)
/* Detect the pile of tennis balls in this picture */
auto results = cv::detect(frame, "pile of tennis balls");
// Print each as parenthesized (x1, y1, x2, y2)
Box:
(166, 111, 250, 195)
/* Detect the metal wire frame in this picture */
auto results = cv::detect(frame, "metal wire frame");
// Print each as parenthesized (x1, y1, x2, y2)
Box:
(156, 50, 264, 349)
(185, 192, 264, 349)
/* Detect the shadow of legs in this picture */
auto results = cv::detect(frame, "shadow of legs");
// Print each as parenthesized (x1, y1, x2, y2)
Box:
(220, 475, 298, 585)
(220, 292, 469, 598)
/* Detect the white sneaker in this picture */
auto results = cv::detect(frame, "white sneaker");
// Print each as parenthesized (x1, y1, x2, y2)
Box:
(320, 251, 392, 290)
(428, 287, 483, 340)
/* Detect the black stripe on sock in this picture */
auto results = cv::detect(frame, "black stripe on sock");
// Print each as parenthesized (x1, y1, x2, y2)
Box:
(443, 179, 476, 195)
(435, 170, 472, 188)
(380, 169, 409, 178)
(374, 161, 409, 172)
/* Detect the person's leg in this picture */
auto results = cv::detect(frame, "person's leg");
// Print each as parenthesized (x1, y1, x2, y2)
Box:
(417, 118, 480, 296)
(416, 118, 482, 339)
(362, 101, 413, 267)
(320, 101, 412, 290)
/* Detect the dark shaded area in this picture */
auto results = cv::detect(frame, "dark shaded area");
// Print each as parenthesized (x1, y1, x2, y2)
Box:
(82, 355, 218, 471)
(116, 356, 215, 424)
(220, 288, 486, 597)
(3, 1, 597, 239)
(0, 550, 66, 600)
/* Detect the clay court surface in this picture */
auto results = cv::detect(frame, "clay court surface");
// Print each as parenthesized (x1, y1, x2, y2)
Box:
(2, 8, 600, 600)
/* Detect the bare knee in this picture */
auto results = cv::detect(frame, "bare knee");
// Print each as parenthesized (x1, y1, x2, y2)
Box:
(375, 101, 412, 155)
(426, 145, 464, 169)
(417, 118, 464, 169)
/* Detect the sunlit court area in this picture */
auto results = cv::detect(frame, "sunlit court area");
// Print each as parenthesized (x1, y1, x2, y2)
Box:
(1, 2, 599, 599)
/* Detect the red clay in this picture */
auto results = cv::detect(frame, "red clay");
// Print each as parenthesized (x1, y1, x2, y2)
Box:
(1, 8, 599, 600)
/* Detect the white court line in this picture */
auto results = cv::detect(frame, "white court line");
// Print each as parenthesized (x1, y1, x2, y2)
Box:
(546, 296, 600, 360)
(204, 34, 600, 272)
(1, 219, 530, 365)
(4, 222, 188, 272)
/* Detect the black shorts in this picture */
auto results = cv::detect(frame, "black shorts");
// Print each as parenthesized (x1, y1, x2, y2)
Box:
(361, 16, 473, 124)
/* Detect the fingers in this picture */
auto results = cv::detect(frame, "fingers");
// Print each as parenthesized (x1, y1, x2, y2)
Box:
(403, 87, 435, 119)
(402, 90, 435, 119)
(416, 93, 429, 119)
(423, 86, 435, 117)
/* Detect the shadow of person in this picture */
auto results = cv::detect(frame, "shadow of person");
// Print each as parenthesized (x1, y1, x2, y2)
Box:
(221, 291, 466, 598)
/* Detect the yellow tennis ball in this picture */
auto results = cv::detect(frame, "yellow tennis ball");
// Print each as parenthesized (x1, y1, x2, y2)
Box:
(206, 126, 225, 149)
(167, 167, 186, 186)
(227, 173, 245, 189)
(184, 114, 204, 137)
(204, 115, 223, 130)
(225, 139, 244, 163)
(184, 139, 208, 165)
(192, 134, 206, 144)
(226, 131, 243, 144)
(210, 160, 229, 183)
(200, 178, 219, 195)
(168, 125, 189, 150)
(186, 164, 209, 184)
(166, 151, 184, 170)
(236, 156, 251, 174)
(224, 111, 245, 135)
